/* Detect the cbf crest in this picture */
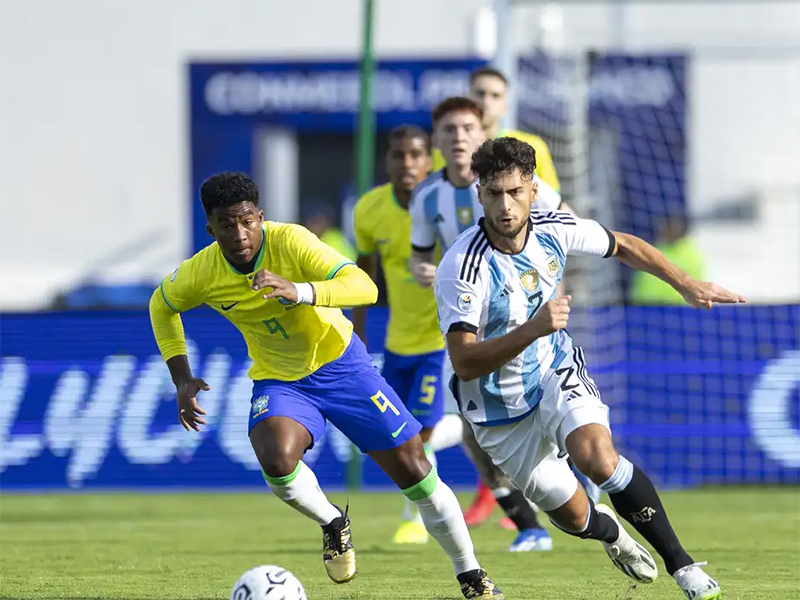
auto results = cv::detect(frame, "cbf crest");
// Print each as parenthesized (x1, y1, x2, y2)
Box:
(252, 395, 270, 418)
(457, 207, 474, 226)
(520, 269, 539, 292)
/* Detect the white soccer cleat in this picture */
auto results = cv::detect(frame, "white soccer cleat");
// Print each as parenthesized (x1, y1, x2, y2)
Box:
(673, 561, 721, 600)
(595, 504, 658, 584)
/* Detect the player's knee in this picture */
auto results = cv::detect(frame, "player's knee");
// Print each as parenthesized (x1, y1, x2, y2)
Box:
(566, 425, 618, 485)
(258, 452, 298, 479)
(251, 435, 302, 478)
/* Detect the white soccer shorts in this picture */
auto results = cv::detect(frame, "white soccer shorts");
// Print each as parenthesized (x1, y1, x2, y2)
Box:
(469, 346, 610, 512)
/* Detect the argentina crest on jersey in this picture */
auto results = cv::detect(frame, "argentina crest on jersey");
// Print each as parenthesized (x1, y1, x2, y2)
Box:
(457, 206, 474, 226)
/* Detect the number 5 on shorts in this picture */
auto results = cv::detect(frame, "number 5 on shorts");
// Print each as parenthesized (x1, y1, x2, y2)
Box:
(371, 390, 400, 416)
(419, 375, 437, 405)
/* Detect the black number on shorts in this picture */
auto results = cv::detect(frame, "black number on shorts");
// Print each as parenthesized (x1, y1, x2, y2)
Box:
(555, 365, 580, 392)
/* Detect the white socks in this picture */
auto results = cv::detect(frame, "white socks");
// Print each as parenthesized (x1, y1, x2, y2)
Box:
(263, 461, 341, 526)
(403, 467, 481, 575)
(429, 414, 465, 451)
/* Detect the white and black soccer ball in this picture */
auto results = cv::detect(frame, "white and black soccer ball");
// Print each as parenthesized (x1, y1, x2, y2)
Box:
(229, 565, 307, 600)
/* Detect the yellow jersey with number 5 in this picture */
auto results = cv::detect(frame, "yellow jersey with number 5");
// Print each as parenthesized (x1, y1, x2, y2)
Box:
(431, 128, 561, 192)
(158, 222, 355, 381)
(353, 183, 445, 356)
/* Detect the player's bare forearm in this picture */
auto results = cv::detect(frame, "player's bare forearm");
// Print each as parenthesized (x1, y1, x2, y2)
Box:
(165, 355, 194, 388)
(612, 231, 691, 293)
(446, 322, 545, 382)
(612, 231, 746, 308)
(352, 255, 376, 340)
(410, 249, 436, 287)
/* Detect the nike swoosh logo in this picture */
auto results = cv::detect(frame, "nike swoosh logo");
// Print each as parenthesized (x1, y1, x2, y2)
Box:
(391, 422, 407, 438)
(221, 302, 239, 311)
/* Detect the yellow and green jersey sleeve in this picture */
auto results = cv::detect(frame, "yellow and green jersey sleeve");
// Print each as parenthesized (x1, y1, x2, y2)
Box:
(353, 184, 445, 356)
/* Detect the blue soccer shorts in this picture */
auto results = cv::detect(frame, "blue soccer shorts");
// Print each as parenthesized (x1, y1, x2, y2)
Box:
(247, 334, 422, 453)
(382, 349, 446, 430)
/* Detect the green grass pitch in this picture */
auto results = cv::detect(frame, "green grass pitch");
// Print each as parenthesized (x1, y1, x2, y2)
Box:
(1, 487, 797, 599)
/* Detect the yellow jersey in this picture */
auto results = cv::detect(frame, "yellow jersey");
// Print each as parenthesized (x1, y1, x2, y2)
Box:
(432, 128, 561, 192)
(353, 184, 445, 356)
(156, 222, 358, 381)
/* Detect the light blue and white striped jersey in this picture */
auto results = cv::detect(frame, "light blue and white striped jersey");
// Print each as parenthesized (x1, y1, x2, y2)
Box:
(434, 210, 616, 426)
(410, 169, 562, 253)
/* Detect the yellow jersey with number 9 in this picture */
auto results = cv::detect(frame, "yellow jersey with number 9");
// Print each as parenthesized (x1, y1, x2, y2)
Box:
(353, 183, 445, 356)
(159, 222, 355, 382)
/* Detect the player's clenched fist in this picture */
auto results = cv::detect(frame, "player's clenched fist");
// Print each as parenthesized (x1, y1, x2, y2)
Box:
(529, 296, 571, 337)
(410, 259, 436, 287)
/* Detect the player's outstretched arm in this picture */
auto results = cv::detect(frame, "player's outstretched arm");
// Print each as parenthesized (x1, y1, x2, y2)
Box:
(446, 297, 572, 382)
(612, 231, 747, 309)
(149, 290, 209, 431)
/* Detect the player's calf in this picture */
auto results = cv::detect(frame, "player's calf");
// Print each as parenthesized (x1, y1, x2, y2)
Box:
(371, 437, 504, 598)
(567, 424, 695, 577)
(547, 489, 657, 584)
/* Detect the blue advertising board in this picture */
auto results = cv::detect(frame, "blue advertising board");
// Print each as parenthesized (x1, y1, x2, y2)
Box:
(189, 54, 688, 255)
(2, 306, 798, 490)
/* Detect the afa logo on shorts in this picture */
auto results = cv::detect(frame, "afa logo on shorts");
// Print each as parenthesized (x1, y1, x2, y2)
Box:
(252, 395, 270, 418)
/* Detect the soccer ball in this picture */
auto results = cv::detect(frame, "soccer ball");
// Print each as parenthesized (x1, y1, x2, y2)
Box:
(229, 565, 307, 600)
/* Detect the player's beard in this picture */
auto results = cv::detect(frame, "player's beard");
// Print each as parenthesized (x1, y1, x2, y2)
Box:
(486, 215, 526, 239)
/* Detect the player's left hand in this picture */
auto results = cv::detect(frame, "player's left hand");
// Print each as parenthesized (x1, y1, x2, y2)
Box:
(680, 279, 747, 309)
(252, 269, 298, 303)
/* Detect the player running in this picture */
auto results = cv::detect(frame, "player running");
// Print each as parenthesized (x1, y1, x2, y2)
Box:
(435, 66, 601, 525)
(410, 96, 561, 552)
(435, 137, 741, 599)
(352, 125, 451, 545)
(149, 172, 504, 599)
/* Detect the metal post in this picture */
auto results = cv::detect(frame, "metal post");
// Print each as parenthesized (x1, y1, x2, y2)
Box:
(493, 0, 518, 130)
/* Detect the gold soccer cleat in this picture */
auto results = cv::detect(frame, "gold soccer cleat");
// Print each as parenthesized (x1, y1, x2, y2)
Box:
(321, 505, 357, 584)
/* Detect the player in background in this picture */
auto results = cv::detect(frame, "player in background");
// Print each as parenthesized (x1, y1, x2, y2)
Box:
(432, 66, 560, 194)
(149, 172, 504, 599)
(436, 65, 601, 524)
(436, 138, 741, 599)
(410, 96, 561, 553)
(351, 125, 446, 545)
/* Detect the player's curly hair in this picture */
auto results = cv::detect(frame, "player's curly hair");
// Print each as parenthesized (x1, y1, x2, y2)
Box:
(200, 172, 259, 216)
(431, 96, 483, 130)
(471, 137, 537, 183)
